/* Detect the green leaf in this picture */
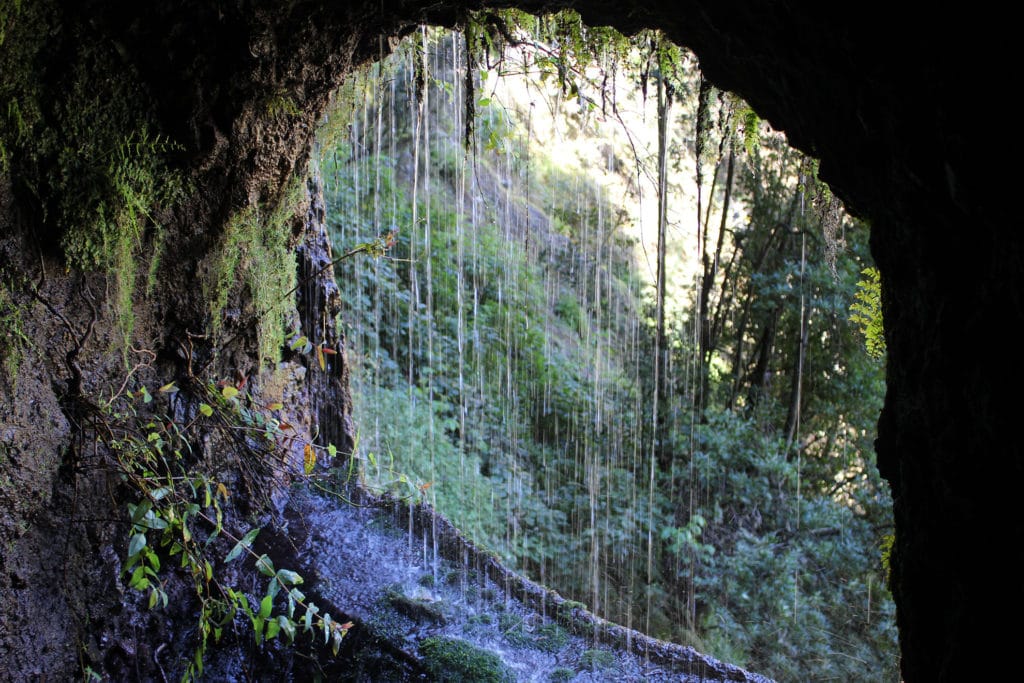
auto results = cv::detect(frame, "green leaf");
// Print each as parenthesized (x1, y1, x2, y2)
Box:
(265, 618, 280, 640)
(199, 403, 213, 417)
(129, 567, 150, 591)
(222, 386, 239, 400)
(303, 607, 314, 633)
(144, 509, 169, 530)
(259, 594, 273, 619)
(128, 533, 147, 558)
(256, 554, 275, 577)
(276, 569, 303, 587)
(327, 443, 337, 458)
(131, 500, 152, 525)
(225, 528, 260, 563)
(278, 615, 296, 643)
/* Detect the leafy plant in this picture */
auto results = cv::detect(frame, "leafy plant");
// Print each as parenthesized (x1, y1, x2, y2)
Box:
(97, 374, 351, 681)
(850, 266, 885, 359)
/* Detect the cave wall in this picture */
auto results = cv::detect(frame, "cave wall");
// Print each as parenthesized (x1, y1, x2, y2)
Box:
(1, 1, 1018, 681)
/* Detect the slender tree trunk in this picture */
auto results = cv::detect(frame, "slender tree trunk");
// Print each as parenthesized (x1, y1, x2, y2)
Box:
(697, 146, 735, 412)
(654, 59, 672, 473)
(729, 183, 802, 408)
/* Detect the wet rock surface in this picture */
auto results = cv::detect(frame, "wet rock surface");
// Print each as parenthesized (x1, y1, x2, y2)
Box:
(260, 483, 774, 682)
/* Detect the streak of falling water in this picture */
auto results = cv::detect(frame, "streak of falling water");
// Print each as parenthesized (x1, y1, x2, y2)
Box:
(423, 26, 439, 582)
(325, 27, 700, 649)
(454, 35, 469, 485)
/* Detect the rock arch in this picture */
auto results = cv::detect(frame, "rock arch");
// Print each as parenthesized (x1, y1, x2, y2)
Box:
(1, 3, 1015, 681)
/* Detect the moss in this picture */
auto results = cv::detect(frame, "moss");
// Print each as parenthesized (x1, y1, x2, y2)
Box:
(533, 622, 568, 652)
(556, 600, 592, 635)
(0, 279, 29, 385)
(462, 613, 492, 637)
(498, 612, 567, 652)
(384, 585, 448, 625)
(548, 668, 574, 682)
(578, 649, 615, 672)
(264, 93, 301, 119)
(498, 612, 531, 647)
(418, 636, 514, 683)
(1, 0, 185, 351)
(207, 174, 302, 368)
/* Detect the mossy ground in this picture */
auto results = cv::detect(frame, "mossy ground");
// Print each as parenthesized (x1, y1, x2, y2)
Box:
(419, 636, 515, 683)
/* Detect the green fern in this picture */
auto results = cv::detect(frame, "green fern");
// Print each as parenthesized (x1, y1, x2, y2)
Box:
(849, 266, 885, 359)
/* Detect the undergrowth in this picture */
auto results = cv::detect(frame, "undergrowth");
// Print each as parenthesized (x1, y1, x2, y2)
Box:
(84, 362, 355, 681)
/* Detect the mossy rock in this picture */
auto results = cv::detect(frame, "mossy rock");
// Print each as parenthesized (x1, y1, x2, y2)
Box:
(578, 649, 615, 672)
(384, 587, 448, 625)
(533, 622, 568, 653)
(548, 668, 575, 682)
(419, 636, 515, 682)
(498, 612, 531, 647)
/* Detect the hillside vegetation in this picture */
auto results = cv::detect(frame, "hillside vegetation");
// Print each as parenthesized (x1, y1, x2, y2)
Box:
(321, 20, 897, 681)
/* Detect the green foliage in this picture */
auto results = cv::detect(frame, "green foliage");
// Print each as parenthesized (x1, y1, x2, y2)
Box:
(496, 612, 567, 651)
(670, 408, 898, 681)
(0, 281, 29, 383)
(207, 175, 302, 367)
(92, 374, 347, 681)
(419, 637, 515, 683)
(323, 25, 896, 682)
(0, 0, 21, 47)
(850, 266, 886, 359)
(880, 532, 895, 588)
(578, 649, 615, 672)
(548, 668, 574, 682)
(0, 2, 186, 349)
(737, 105, 762, 157)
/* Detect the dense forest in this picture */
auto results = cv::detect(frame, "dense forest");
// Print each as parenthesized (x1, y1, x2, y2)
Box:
(320, 18, 897, 681)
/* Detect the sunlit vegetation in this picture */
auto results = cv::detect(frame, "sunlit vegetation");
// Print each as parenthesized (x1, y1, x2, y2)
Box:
(322, 15, 897, 681)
